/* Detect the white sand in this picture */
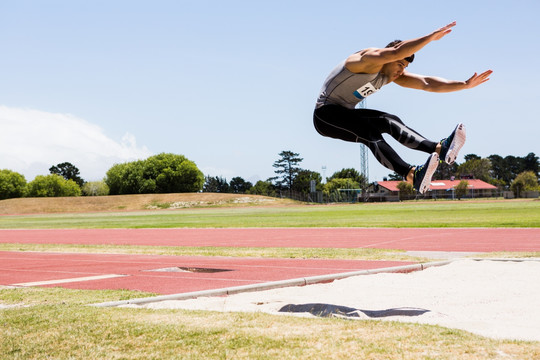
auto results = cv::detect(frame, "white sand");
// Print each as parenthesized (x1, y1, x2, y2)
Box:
(130, 259, 540, 342)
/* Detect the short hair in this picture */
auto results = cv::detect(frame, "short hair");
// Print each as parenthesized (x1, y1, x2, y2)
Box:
(385, 40, 415, 63)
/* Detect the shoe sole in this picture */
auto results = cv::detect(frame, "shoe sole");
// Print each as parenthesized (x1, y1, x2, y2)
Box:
(444, 123, 466, 165)
(418, 153, 439, 194)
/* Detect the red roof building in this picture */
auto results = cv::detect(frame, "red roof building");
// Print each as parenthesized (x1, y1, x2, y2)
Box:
(378, 179, 497, 192)
(372, 179, 498, 201)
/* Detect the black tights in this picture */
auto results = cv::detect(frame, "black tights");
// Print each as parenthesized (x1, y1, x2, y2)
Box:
(313, 105, 438, 177)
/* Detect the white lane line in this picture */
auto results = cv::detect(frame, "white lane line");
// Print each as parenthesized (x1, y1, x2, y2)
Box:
(12, 274, 127, 287)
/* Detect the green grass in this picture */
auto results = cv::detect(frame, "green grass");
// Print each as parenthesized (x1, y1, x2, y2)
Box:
(0, 243, 431, 261)
(1, 287, 539, 359)
(1, 200, 540, 229)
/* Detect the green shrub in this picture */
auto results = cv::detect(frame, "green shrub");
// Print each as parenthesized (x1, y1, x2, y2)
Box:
(396, 181, 414, 200)
(82, 181, 110, 196)
(511, 171, 539, 197)
(323, 178, 360, 193)
(105, 153, 204, 195)
(26, 174, 81, 197)
(0, 169, 27, 199)
(455, 180, 469, 200)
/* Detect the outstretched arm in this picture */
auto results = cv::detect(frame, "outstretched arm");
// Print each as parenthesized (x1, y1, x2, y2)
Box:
(346, 21, 456, 73)
(394, 70, 493, 92)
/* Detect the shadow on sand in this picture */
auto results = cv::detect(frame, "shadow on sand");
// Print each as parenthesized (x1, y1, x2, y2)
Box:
(279, 303, 430, 319)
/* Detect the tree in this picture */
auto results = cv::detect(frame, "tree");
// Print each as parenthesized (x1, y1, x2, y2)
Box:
(455, 180, 469, 200)
(523, 153, 540, 179)
(105, 161, 143, 195)
(433, 162, 458, 180)
(248, 180, 276, 197)
(82, 181, 109, 196)
(323, 178, 360, 202)
(0, 169, 27, 200)
(457, 157, 492, 182)
(323, 178, 360, 193)
(49, 162, 84, 187)
(229, 177, 253, 194)
(272, 151, 303, 190)
(488, 154, 509, 187)
(504, 155, 524, 184)
(105, 153, 204, 195)
(143, 153, 204, 193)
(487, 153, 539, 187)
(328, 168, 368, 189)
(386, 172, 403, 181)
(292, 170, 322, 194)
(464, 154, 481, 162)
(511, 171, 539, 197)
(203, 176, 230, 193)
(26, 174, 81, 197)
(396, 181, 414, 200)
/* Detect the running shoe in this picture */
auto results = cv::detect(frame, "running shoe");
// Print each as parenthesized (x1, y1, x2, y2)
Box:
(439, 123, 466, 165)
(413, 152, 439, 194)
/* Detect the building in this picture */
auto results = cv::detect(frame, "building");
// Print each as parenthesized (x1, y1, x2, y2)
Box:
(370, 179, 498, 201)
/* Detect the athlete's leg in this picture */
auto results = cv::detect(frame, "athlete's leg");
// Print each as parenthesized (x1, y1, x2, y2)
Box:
(374, 113, 438, 153)
(314, 105, 436, 177)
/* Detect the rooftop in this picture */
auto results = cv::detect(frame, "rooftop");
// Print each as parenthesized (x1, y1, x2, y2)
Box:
(377, 179, 498, 192)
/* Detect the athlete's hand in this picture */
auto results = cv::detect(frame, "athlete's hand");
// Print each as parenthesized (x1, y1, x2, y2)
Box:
(431, 21, 456, 41)
(465, 70, 493, 89)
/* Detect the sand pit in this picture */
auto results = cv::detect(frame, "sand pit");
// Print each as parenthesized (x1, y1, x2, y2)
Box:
(128, 259, 540, 342)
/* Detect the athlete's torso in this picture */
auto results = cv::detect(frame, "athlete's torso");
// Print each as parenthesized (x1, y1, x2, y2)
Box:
(316, 59, 390, 109)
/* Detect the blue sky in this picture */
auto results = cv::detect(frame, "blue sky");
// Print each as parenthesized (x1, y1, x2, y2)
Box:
(1, 0, 539, 185)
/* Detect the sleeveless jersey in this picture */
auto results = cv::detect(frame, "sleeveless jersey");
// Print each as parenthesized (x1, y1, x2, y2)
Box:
(315, 59, 390, 109)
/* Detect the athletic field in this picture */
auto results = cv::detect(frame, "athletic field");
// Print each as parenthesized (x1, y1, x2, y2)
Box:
(1, 196, 539, 359)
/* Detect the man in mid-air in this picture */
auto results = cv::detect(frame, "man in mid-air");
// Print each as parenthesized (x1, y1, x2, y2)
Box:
(314, 21, 492, 193)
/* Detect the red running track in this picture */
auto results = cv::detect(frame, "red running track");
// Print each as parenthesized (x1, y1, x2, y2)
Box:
(1, 228, 539, 252)
(0, 251, 412, 295)
(1, 228, 538, 295)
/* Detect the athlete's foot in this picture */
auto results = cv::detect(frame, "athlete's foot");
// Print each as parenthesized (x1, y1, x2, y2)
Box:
(413, 153, 439, 194)
(439, 123, 466, 165)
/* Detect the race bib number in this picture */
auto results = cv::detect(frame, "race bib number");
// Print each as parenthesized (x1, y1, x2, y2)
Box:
(353, 82, 378, 99)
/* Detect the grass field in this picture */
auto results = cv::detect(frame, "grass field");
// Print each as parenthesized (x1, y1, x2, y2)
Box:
(1, 197, 540, 229)
(2, 287, 539, 359)
(1, 195, 540, 359)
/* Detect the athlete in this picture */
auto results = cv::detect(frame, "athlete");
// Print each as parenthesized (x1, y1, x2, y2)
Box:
(314, 21, 492, 194)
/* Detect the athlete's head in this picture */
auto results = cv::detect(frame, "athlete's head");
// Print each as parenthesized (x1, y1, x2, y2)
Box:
(386, 40, 415, 63)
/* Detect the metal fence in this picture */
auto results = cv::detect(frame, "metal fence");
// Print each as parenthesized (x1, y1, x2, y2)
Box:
(275, 190, 362, 203)
(271, 188, 533, 203)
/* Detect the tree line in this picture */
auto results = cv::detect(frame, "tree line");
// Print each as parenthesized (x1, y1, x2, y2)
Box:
(384, 152, 540, 198)
(0, 153, 204, 199)
(0, 151, 538, 200)
(206, 151, 540, 198)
